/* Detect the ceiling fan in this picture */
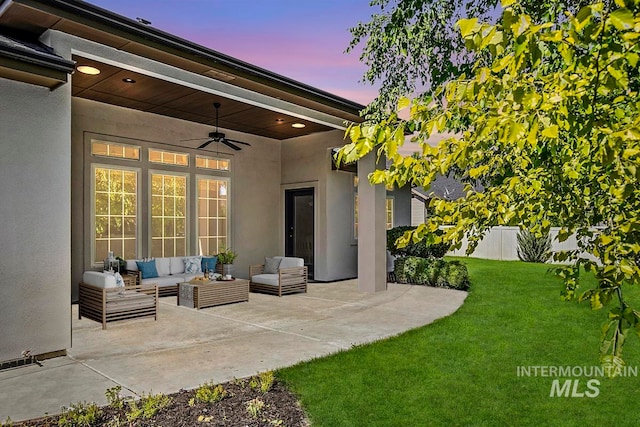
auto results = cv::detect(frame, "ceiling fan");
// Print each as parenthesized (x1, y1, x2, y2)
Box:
(183, 102, 251, 151)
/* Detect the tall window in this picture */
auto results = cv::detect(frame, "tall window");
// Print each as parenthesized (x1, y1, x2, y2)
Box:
(94, 167, 138, 263)
(89, 136, 230, 265)
(151, 173, 187, 257)
(198, 177, 228, 255)
(386, 198, 394, 230)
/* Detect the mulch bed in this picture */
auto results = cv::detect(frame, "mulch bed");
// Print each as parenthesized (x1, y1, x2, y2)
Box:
(11, 380, 308, 427)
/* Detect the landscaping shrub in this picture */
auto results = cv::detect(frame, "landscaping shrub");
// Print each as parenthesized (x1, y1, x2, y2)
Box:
(394, 256, 470, 290)
(516, 229, 552, 263)
(387, 226, 450, 259)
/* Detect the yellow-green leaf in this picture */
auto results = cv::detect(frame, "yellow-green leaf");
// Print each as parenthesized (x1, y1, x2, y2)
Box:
(397, 97, 411, 111)
(457, 18, 479, 38)
(609, 8, 634, 31)
(542, 125, 559, 138)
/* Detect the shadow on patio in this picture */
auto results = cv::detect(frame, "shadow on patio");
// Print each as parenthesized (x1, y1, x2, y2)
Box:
(0, 281, 466, 422)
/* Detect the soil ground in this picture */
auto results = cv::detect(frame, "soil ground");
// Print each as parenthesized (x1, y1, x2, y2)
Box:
(10, 379, 308, 427)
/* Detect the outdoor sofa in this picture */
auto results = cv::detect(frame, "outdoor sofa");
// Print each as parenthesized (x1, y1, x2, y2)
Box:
(125, 256, 220, 297)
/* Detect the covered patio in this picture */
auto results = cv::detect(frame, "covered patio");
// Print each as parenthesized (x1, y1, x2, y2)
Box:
(0, 282, 466, 422)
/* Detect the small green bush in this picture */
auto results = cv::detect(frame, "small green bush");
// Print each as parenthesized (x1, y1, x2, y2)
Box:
(126, 392, 171, 422)
(517, 229, 552, 263)
(193, 382, 228, 404)
(394, 256, 470, 290)
(387, 226, 449, 259)
(57, 401, 102, 427)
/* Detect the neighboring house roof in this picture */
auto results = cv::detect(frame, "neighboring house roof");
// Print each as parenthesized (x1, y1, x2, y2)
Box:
(412, 174, 480, 202)
(0, 31, 75, 88)
(0, 0, 364, 139)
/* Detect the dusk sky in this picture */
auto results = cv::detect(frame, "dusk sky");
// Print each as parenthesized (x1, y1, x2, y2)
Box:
(87, 0, 379, 106)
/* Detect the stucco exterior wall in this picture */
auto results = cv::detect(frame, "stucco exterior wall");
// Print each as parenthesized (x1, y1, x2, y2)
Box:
(0, 78, 71, 361)
(281, 130, 358, 281)
(388, 185, 412, 227)
(71, 98, 281, 299)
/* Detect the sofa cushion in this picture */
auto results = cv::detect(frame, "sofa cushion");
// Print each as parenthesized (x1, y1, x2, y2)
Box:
(155, 257, 171, 277)
(141, 273, 201, 287)
(136, 260, 159, 279)
(184, 256, 202, 274)
(251, 273, 279, 286)
(201, 256, 218, 272)
(277, 256, 304, 269)
(264, 257, 281, 274)
(168, 257, 184, 274)
(126, 259, 139, 272)
(83, 271, 117, 289)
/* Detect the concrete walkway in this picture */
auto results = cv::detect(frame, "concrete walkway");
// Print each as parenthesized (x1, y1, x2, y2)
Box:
(0, 280, 466, 422)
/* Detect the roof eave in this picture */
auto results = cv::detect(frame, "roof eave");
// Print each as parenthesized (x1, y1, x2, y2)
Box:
(13, 0, 366, 116)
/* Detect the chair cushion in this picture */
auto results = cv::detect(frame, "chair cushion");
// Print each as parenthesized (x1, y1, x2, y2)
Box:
(277, 256, 304, 269)
(82, 271, 117, 289)
(184, 256, 202, 273)
(201, 256, 218, 272)
(136, 260, 159, 279)
(264, 257, 281, 274)
(251, 274, 279, 286)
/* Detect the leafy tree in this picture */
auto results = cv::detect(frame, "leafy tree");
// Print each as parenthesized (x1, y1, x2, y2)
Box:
(348, 0, 599, 119)
(341, 0, 640, 367)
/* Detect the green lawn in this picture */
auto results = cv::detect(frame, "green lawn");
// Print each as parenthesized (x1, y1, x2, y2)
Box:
(278, 258, 640, 427)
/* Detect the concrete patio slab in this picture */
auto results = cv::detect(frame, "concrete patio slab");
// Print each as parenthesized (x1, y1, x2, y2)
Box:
(0, 280, 466, 422)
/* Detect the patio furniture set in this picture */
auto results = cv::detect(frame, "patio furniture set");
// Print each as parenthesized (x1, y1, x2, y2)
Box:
(78, 256, 307, 329)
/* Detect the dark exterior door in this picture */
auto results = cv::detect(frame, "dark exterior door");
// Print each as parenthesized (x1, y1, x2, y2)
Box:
(285, 188, 314, 279)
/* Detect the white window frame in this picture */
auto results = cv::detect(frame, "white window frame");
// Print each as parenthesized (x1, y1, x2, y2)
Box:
(90, 163, 141, 267)
(196, 175, 231, 256)
(148, 169, 190, 258)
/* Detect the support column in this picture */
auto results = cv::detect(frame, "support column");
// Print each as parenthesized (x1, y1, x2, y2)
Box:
(357, 152, 387, 293)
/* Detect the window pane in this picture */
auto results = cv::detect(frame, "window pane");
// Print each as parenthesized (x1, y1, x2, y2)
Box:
(91, 140, 140, 160)
(149, 148, 189, 166)
(386, 198, 394, 230)
(197, 177, 228, 256)
(196, 155, 230, 171)
(151, 173, 187, 257)
(93, 167, 137, 263)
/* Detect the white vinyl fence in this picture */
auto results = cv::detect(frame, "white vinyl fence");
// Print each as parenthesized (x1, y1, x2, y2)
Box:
(446, 226, 587, 261)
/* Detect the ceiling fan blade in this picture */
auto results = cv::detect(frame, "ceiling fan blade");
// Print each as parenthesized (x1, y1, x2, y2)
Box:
(221, 139, 242, 151)
(198, 139, 215, 149)
(180, 137, 208, 142)
(225, 138, 251, 146)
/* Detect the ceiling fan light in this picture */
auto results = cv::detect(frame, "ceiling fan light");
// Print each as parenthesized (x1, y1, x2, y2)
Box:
(292, 123, 306, 128)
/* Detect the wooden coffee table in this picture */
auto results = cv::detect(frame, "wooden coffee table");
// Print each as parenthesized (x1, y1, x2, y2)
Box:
(178, 279, 249, 309)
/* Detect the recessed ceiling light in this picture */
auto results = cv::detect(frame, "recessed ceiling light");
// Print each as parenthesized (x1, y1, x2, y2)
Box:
(77, 65, 101, 75)
(291, 123, 306, 128)
(122, 78, 136, 83)
(275, 118, 284, 123)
